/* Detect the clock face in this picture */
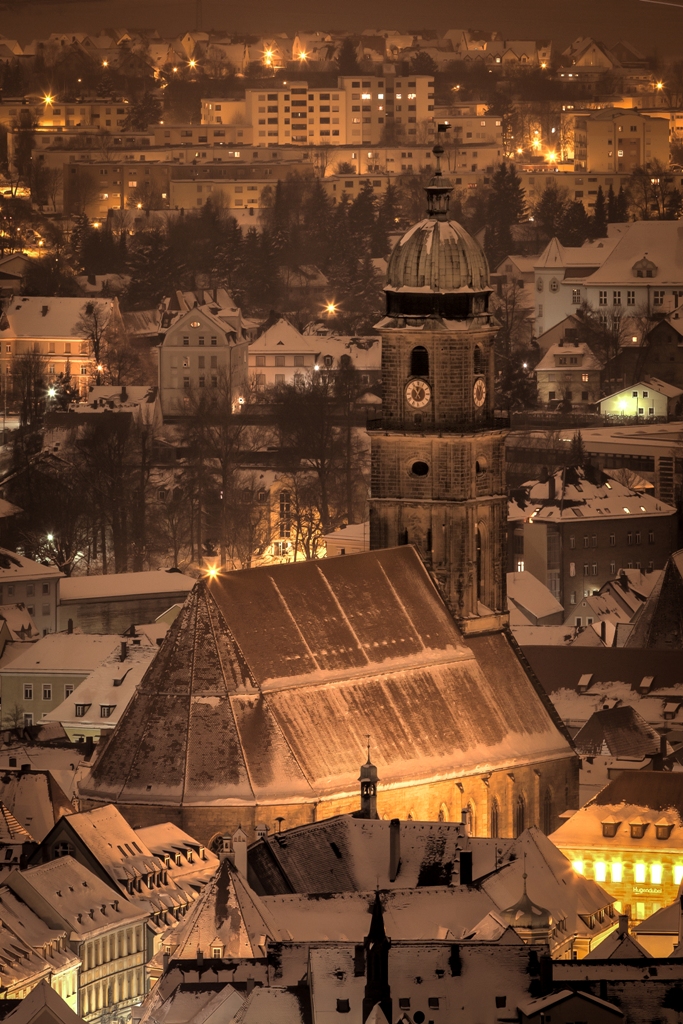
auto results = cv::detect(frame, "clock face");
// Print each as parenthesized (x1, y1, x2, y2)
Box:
(473, 377, 487, 408)
(405, 379, 432, 409)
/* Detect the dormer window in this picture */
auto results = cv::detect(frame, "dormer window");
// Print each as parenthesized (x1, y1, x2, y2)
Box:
(601, 817, 621, 838)
(630, 819, 649, 839)
(632, 256, 658, 279)
(656, 819, 674, 840)
(212, 946, 223, 958)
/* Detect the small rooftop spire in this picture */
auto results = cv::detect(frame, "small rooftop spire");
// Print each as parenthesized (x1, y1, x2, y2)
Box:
(425, 126, 453, 222)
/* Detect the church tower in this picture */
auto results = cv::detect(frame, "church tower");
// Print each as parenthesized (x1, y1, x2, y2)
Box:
(369, 140, 508, 634)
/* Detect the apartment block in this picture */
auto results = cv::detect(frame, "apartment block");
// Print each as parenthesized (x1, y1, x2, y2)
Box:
(574, 109, 670, 172)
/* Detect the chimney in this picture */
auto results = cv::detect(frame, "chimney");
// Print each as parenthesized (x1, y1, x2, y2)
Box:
(617, 914, 629, 938)
(196, 949, 203, 966)
(120, 641, 127, 662)
(67, 618, 73, 634)
(600, 620, 606, 643)
(162, 952, 169, 972)
(246, 977, 255, 996)
(548, 474, 556, 502)
(389, 819, 401, 882)
(539, 954, 553, 995)
(121, 386, 128, 403)
(459, 850, 473, 885)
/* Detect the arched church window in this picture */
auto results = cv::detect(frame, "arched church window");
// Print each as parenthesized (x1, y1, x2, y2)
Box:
(515, 795, 526, 838)
(543, 788, 553, 835)
(410, 346, 429, 377)
(473, 345, 484, 375)
(438, 803, 449, 822)
(490, 799, 499, 838)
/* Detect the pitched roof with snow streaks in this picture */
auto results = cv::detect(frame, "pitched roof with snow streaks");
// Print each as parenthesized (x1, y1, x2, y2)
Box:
(81, 547, 573, 812)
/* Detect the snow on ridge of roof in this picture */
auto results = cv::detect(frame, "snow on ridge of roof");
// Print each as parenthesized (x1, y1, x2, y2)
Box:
(534, 342, 603, 372)
(60, 570, 195, 603)
(583, 220, 683, 286)
(573, 705, 661, 759)
(249, 318, 318, 352)
(1, 633, 122, 674)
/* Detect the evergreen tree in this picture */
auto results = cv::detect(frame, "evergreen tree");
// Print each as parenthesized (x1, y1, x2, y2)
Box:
(533, 183, 570, 239)
(559, 201, 592, 247)
(615, 185, 629, 222)
(122, 93, 163, 130)
(606, 183, 618, 223)
(592, 186, 608, 237)
(485, 162, 526, 267)
(337, 37, 360, 75)
(569, 431, 586, 466)
(410, 51, 438, 76)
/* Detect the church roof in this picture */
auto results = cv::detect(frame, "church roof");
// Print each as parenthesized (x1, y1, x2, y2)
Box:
(385, 218, 490, 294)
(81, 547, 573, 812)
(572, 705, 660, 759)
(624, 550, 683, 649)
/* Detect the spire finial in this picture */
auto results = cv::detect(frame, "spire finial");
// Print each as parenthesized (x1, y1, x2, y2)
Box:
(522, 851, 528, 895)
(367, 734, 371, 764)
(424, 125, 453, 221)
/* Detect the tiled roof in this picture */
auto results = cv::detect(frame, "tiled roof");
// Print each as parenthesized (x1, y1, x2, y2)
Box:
(573, 706, 661, 758)
(81, 547, 572, 814)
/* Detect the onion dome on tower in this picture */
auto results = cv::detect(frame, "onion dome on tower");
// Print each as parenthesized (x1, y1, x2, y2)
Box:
(384, 139, 492, 321)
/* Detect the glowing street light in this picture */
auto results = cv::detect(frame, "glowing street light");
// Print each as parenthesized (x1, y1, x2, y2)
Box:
(206, 565, 219, 580)
(188, 58, 197, 69)
(172, 66, 179, 73)
(516, 147, 523, 155)
(546, 149, 558, 163)
(43, 94, 54, 106)
(540, 61, 548, 69)
(47, 533, 54, 542)
(263, 48, 274, 66)
(96, 364, 104, 373)
(655, 80, 664, 91)
(324, 301, 337, 315)
(298, 50, 308, 62)
(102, 60, 109, 67)
(47, 387, 57, 398)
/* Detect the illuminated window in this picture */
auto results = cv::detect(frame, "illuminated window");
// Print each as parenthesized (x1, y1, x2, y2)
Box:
(571, 859, 584, 875)
(594, 861, 607, 882)
(634, 863, 646, 883)
(674, 865, 683, 885)
(611, 861, 623, 883)
(651, 863, 663, 884)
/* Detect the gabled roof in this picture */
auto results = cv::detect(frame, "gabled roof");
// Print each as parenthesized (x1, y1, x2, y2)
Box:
(573, 705, 661, 758)
(534, 341, 602, 372)
(81, 548, 573, 816)
(249, 318, 317, 353)
(168, 858, 281, 958)
(507, 571, 563, 625)
(0, 803, 33, 843)
(583, 221, 683, 286)
(584, 928, 651, 959)
(0, 297, 115, 340)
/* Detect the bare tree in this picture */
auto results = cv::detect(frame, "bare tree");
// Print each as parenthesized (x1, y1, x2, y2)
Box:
(72, 301, 112, 384)
(11, 350, 47, 428)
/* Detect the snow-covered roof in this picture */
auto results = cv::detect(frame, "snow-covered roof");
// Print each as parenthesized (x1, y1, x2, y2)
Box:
(510, 625, 576, 646)
(6, 856, 146, 938)
(81, 548, 574, 814)
(42, 639, 159, 731)
(583, 221, 683, 286)
(535, 235, 620, 271)
(0, 550, 62, 583)
(249, 318, 317, 353)
(59, 570, 194, 604)
(0, 634, 121, 675)
(0, 769, 75, 843)
(0, 297, 115, 340)
(507, 571, 563, 624)
(0, 980, 85, 1024)
(508, 465, 675, 524)
(534, 341, 603, 372)
(551, 771, 683, 853)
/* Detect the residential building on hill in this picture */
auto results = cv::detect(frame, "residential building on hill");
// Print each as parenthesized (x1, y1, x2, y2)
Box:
(533, 339, 602, 408)
(508, 465, 676, 610)
(0, 551, 62, 636)
(157, 304, 249, 419)
(535, 222, 683, 336)
(573, 109, 669, 173)
(0, 297, 121, 393)
(56, 570, 194, 633)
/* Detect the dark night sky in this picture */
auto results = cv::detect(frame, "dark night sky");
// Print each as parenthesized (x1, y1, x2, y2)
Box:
(0, 0, 680, 56)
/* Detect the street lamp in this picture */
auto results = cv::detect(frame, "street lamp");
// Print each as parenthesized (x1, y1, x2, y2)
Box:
(47, 533, 54, 543)
(47, 387, 57, 398)
(206, 565, 219, 580)
(324, 301, 337, 316)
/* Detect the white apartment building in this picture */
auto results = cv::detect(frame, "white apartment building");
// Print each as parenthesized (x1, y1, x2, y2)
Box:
(249, 318, 319, 389)
(158, 305, 249, 418)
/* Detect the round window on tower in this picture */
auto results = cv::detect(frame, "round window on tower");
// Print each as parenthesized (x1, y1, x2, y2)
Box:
(410, 461, 430, 477)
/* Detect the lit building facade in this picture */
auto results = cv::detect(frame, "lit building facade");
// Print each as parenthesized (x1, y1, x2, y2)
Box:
(551, 772, 683, 923)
